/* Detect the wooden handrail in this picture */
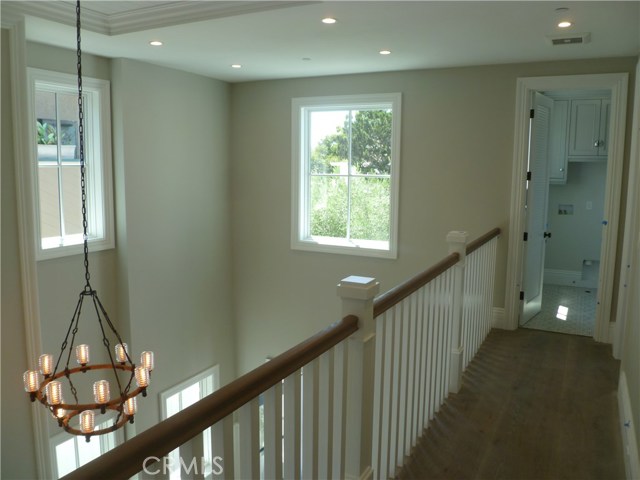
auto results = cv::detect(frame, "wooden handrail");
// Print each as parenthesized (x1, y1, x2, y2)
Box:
(62, 315, 360, 480)
(373, 252, 460, 318)
(466, 227, 501, 256)
(372, 227, 501, 318)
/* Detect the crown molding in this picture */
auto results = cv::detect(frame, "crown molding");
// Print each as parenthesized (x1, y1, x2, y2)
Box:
(1, 1, 317, 36)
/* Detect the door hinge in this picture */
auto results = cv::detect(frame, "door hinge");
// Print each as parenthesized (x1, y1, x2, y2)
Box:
(527, 171, 532, 181)
(523, 232, 528, 241)
(520, 291, 525, 301)
(529, 109, 535, 119)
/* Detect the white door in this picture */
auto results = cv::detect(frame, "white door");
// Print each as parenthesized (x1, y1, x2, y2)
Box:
(521, 92, 553, 324)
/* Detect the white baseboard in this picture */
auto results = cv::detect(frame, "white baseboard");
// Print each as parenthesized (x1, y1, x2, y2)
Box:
(492, 307, 505, 329)
(544, 269, 599, 289)
(618, 370, 640, 480)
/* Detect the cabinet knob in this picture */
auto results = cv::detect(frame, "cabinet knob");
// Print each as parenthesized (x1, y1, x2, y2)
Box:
(594, 140, 604, 147)
(559, 168, 564, 172)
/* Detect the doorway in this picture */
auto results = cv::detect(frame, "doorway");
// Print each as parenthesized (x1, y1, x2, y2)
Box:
(521, 89, 610, 337)
(504, 73, 629, 343)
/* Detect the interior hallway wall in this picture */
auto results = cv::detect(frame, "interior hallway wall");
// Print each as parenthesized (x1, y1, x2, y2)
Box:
(230, 56, 637, 374)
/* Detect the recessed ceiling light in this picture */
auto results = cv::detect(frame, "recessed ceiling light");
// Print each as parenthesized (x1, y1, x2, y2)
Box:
(379, 50, 391, 55)
(231, 64, 242, 69)
(322, 17, 337, 24)
(558, 21, 572, 28)
(149, 40, 163, 46)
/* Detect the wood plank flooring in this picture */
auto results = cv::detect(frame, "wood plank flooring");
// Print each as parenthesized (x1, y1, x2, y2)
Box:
(396, 328, 625, 480)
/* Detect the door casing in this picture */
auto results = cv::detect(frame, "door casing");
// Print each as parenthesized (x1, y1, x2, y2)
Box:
(505, 73, 629, 342)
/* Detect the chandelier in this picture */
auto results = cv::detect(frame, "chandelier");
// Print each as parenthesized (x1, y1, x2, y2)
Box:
(22, 0, 154, 441)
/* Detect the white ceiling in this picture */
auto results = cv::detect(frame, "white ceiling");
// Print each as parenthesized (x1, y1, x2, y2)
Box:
(3, 1, 639, 83)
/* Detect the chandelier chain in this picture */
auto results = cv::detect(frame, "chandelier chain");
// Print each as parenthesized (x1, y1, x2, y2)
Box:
(76, 0, 91, 290)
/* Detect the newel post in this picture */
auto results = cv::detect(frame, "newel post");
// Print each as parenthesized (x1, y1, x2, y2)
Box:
(447, 231, 468, 394)
(337, 275, 380, 480)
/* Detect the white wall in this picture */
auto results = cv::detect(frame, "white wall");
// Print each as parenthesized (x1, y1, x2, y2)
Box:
(111, 59, 236, 434)
(230, 57, 638, 374)
(545, 161, 607, 272)
(1, 27, 39, 480)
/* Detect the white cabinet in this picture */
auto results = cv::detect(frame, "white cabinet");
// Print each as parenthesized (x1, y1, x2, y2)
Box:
(568, 98, 609, 159)
(548, 99, 569, 184)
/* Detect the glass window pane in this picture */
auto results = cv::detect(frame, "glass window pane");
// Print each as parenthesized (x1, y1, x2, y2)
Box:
(349, 109, 392, 175)
(55, 438, 77, 477)
(349, 177, 390, 241)
(309, 110, 349, 174)
(77, 436, 101, 466)
(166, 392, 181, 418)
(57, 93, 80, 162)
(310, 175, 347, 238)
(181, 383, 200, 409)
(36, 90, 57, 161)
(61, 165, 83, 236)
(38, 166, 61, 242)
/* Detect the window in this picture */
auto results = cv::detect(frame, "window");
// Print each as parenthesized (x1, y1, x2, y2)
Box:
(292, 93, 401, 258)
(51, 419, 122, 478)
(28, 68, 114, 260)
(160, 366, 220, 479)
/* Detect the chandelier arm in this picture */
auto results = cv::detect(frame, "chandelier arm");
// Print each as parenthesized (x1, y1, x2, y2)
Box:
(93, 293, 135, 365)
(90, 294, 128, 398)
(52, 293, 85, 378)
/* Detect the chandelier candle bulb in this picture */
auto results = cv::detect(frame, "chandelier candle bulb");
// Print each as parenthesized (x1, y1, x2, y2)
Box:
(93, 380, 110, 405)
(134, 366, 149, 388)
(141, 351, 154, 372)
(76, 344, 90, 365)
(23, 370, 40, 393)
(80, 410, 95, 435)
(46, 381, 63, 405)
(115, 343, 128, 363)
(123, 396, 137, 417)
(39, 354, 53, 376)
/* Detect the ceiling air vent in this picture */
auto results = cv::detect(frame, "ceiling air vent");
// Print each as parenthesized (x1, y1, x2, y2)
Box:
(546, 32, 591, 46)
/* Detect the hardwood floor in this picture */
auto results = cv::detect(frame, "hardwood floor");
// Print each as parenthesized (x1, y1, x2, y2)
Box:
(396, 328, 625, 480)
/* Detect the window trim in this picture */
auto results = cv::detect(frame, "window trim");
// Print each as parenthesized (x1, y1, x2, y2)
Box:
(27, 68, 115, 261)
(291, 93, 401, 259)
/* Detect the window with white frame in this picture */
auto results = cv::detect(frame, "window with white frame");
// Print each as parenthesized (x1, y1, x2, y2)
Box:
(160, 366, 220, 479)
(51, 419, 122, 478)
(28, 68, 114, 260)
(292, 93, 401, 258)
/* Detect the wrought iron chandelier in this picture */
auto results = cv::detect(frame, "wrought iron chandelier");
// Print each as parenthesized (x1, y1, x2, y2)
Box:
(22, 0, 154, 441)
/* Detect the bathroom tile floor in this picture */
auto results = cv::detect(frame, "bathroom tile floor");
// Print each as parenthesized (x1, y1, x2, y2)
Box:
(522, 284, 597, 337)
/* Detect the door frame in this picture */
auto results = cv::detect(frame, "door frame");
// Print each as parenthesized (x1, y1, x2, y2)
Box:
(505, 73, 629, 342)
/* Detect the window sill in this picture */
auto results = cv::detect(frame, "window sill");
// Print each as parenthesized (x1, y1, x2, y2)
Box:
(292, 236, 397, 259)
(36, 236, 115, 261)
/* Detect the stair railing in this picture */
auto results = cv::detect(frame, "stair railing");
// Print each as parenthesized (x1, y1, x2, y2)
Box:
(62, 228, 499, 480)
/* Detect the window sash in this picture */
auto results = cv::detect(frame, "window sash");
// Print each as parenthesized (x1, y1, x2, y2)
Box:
(292, 93, 401, 259)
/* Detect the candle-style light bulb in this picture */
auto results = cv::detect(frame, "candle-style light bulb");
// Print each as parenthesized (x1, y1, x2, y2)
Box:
(134, 366, 149, 388)
(123, 397, 137, 416)
(141, 351, 154, 372)
(46, 381, 62, 405)
(115, 343, 128, 363)
(80, 410, 95, 434)
(75, 344, 90, 365)
(39, 354, 53, 376)
(93, 380, 110, 404)
(23, 370, 40, 393)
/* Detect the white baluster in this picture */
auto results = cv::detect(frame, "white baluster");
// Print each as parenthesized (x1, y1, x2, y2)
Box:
(283, 371, 301, 479)
(179, 432, 205, 479)
(210, 416, 234, 479)
(332, 342, 346, 479)
(317, 351, 331, 479)
(302, 359, 317, 479)
(238, 398, 259, 479)
(447, 230, 469, 393)
(263, 382, 282, 480)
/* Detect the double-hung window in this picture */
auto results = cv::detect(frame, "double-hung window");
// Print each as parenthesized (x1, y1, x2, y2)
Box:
(292, 93, 401, 258)
(28, 68, 114, 260)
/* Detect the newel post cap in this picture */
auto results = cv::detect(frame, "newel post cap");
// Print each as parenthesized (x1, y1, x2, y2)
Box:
(446, 230, 469, 244)
(337, 276, 380, 300)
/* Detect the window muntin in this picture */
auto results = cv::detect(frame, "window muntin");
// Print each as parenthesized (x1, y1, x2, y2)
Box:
(29, 68, 114, 260)
(292, 94, 401, 258)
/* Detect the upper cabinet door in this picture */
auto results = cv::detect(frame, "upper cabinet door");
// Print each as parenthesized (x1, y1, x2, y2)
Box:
(568, 98, 609, 159)
(569, 99, 601, 156)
